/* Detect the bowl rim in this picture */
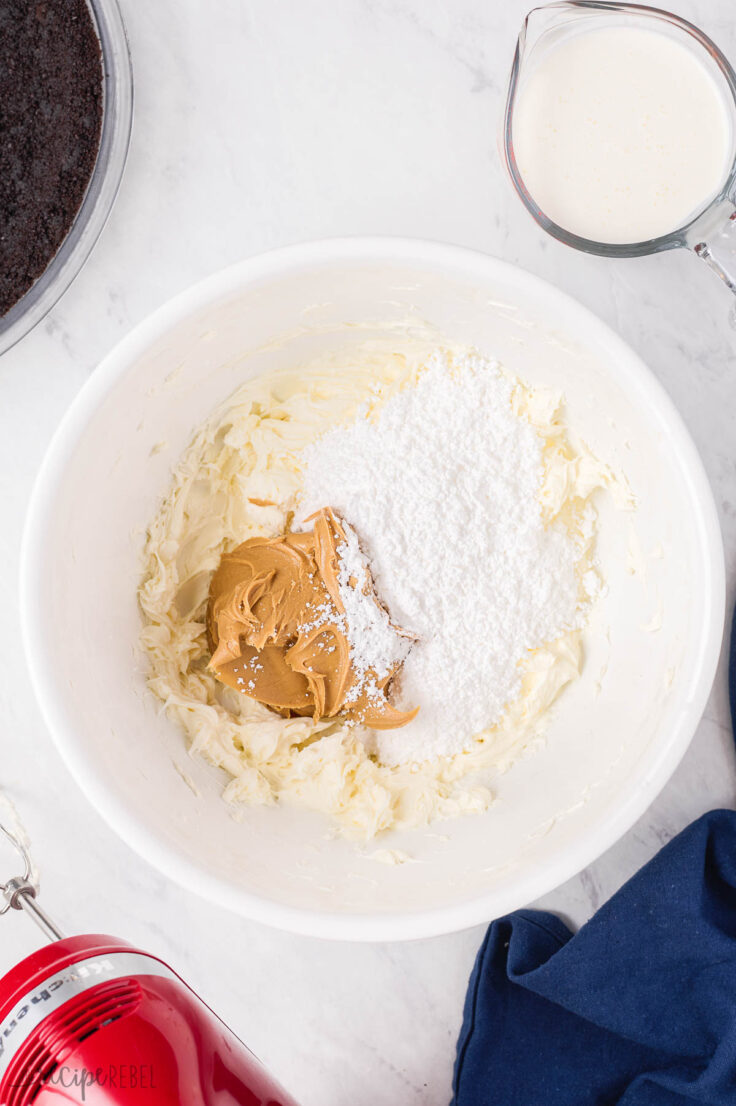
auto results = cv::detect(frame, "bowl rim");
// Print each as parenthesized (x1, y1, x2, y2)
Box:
(20, 236, 726, 942)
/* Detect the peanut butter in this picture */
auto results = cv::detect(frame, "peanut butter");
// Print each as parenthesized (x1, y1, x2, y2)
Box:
(207, 509, 417, 729)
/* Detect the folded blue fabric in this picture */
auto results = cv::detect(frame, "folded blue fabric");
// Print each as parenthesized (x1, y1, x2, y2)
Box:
(452, 808, 736, 1105)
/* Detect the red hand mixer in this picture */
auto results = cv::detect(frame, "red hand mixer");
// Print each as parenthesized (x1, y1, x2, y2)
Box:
(0, 823, 301, 1105)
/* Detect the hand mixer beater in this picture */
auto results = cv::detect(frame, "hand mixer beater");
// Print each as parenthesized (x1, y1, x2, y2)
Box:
(0, 823, 301, 1105)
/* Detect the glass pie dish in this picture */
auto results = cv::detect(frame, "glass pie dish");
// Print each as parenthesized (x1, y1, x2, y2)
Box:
(0, 0, 133, 358)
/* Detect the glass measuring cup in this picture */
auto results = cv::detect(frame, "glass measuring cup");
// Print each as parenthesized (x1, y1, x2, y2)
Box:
(502, 2, 736, 299)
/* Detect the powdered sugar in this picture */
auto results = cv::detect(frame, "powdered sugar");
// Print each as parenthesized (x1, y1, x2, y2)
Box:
(333, 521, 413, 704)
(298, 350, 585, 765)
(295, 520, 411, 714)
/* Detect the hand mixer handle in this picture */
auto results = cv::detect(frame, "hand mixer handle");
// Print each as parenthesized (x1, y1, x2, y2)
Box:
(0, 822, 64, 941)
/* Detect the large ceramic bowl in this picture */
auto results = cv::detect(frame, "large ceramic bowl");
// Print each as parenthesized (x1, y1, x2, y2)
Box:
(20, 239, 724, 941)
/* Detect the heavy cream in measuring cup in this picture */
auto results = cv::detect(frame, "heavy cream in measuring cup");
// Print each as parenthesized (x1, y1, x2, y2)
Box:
(512, 25, 733, 244)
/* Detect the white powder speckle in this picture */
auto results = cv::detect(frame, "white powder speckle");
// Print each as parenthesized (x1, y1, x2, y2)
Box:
(299, 351, 584, 765)
(334, 521, 412, 701)
(294, 524, 410, 714)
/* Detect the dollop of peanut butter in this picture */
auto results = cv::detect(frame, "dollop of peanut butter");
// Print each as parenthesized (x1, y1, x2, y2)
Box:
(207, 508, 417, 729)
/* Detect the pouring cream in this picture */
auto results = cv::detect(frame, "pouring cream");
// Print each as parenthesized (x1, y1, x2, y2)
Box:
(511, 24, 733, 245)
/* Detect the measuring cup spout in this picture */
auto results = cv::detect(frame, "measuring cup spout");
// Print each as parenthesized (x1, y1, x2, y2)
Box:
(505, 3, 578, 140)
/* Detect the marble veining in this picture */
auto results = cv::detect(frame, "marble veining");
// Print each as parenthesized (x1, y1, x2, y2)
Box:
(1, 1, 735, 1102)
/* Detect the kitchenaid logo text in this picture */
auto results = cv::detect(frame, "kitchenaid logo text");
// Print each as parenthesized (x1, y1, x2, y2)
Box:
(11, 1064, 156, 1100)
(0, 951, 176, 1085)
(0, 958, 117, 1060)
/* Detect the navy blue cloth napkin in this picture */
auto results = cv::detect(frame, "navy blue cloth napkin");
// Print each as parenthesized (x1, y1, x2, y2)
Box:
(452, 608, 736, 1106)
(452, 809, 736, 1105)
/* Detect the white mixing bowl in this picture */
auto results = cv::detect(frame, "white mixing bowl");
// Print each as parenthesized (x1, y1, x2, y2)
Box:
(21, 239, 724, 941)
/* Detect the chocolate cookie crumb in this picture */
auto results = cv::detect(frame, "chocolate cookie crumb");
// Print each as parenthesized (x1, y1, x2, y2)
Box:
(0, 0, 103, 317)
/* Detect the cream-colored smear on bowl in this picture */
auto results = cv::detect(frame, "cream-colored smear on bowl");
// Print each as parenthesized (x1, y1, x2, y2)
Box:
(139, 342, 623, 840)
(512, 25, 733, 244)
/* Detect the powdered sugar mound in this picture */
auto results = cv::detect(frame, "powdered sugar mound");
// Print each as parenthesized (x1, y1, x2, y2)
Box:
(298, 351, 583, 765)
(335, 521, 413, 702)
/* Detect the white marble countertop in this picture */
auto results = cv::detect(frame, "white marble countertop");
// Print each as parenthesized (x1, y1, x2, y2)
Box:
(2, 1, 736, 1102)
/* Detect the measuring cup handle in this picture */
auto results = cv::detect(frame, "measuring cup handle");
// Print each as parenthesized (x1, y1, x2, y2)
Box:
(690, 202, 736, 312)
